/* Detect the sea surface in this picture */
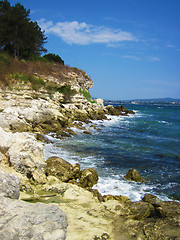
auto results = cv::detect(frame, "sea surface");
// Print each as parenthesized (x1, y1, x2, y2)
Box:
(43, 103, 180, 202)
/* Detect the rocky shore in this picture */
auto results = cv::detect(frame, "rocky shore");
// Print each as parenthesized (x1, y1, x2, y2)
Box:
(0, 68, 180, 239)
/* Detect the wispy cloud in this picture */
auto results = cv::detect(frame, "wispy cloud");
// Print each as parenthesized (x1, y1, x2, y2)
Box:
(166, 44, 176, 48)
(38, 18, 138, 45)
(146, 56, 160, 61)
(122, 55, 160, 61)
(122, 55, 140, 61)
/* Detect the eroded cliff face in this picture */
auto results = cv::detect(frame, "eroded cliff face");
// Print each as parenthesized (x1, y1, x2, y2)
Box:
(0, 67, 93, 104)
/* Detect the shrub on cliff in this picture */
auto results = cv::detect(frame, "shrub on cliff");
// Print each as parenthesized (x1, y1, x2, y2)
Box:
(43, 53, 64, 65)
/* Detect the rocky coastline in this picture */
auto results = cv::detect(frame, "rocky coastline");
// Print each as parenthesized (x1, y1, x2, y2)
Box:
(0, 68, 180, 240)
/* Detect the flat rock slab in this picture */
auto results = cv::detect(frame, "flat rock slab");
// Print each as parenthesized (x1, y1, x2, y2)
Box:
(0, 197, 67, 240)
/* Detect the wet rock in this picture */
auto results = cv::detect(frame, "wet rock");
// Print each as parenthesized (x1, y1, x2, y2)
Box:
(79, 168, 99, 188)
(83, 130, 92, 135)
(45, 156, 81, 182)
(124, 169, 147, 183)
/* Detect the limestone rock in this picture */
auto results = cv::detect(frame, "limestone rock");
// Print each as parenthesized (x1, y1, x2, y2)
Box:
(0, 170, 20, 199)
(8, 132, 46, 183)
(45, 156, 80, 182)
(0, 197, 67, 240)
(79, 168, 99, 188)
(124, 169, 146, 183)
(0, 127, 13, 153)
(95, 98, 104, 109)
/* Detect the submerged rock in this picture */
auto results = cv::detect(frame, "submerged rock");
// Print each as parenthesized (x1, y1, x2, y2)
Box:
(124, 169, 147, 183)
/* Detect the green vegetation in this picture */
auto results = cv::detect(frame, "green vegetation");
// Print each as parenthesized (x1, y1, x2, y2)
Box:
(9, 72, 45, 91)
(0, 0, 47, 59)
(43, 53, 64, 65)
(46, 84, 77, 102)
(80, 88, 95, 103)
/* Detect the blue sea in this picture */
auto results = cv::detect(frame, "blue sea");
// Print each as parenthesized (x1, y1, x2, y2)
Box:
(43, 103, 180, 202)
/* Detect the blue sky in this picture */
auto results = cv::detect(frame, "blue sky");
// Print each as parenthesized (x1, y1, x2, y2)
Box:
(10, 0, 180, 100)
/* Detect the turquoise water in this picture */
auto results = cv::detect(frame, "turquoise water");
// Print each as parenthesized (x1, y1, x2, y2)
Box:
(44, 103, 180, 202)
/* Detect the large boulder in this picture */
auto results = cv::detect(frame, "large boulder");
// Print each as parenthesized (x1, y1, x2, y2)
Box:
(0, 197, 67, 240)
(79, 168, 99, 188)
(45, 156, 80, 182)
(124, 169, 146, 183)
(0, 127, 46, 183)
(8, 132, 46, 183)
(0, 170, 67, 240)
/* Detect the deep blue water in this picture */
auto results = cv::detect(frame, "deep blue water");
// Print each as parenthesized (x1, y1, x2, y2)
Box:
(44, 103, 180, 202)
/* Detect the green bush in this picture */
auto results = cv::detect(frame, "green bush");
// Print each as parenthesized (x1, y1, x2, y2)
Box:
(80, 88, 95, 103)
(43, 53, 64, 65)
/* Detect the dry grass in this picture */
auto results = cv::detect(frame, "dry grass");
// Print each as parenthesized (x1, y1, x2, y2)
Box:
(0, 53, 90, 89)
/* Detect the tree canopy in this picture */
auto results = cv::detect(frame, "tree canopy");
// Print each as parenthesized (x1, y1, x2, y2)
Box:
(0, 0, 47, 59)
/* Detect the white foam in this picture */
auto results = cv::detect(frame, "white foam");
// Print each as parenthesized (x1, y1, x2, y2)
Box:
(94, 176, 155, 202)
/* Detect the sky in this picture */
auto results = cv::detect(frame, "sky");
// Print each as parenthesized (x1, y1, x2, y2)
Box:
(9, 0, 180, 100)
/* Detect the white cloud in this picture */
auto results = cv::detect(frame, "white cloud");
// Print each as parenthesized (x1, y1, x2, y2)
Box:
(122, 55, 140, 61)
(146, 56, 160, 61)
(166, 44, 176, 48)
(38, 19, 138, 45)
(122, 55, 160, 61)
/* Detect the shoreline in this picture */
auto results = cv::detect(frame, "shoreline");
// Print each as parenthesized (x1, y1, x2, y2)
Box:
(0, 73, 180, 239)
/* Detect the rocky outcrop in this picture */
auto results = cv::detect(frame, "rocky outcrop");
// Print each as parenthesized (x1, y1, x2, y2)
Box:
(79, 168, 99, 188)
(124, 169, 147, 183)
(0, 127, 46, 184)
(45, 156, 98, 188)
(105, 105, 135, 116)
(45, 156, 80, 182)
(0, 171, 67, 240)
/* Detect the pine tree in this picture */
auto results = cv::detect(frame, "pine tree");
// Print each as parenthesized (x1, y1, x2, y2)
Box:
(0, 0, 47, 59)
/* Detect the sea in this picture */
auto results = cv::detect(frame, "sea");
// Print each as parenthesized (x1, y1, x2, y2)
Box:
(43, 103, 180, 202)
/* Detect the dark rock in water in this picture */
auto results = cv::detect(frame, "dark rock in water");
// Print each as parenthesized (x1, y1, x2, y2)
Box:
(83, 130, 92, 135)
(105, 105, 135, 116)
(155, 201, 180, 218)
(124, 169, 147, 183)
(45, 156, 81, 182)
(79, 168, 99, 188)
